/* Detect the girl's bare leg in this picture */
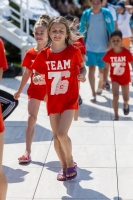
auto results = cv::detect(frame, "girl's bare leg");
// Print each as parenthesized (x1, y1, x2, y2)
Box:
(50, 110, 75, 168)
(49, 113, 67, 171)
(112, 82, 119, 120)
(0, 133, 7, 200)
(121, 84, 129, 109)
(88, 66, 96, 97)
(56, 110, 75, 168)
(57, 110, 76, 178)
(74, 82, 80, 120)
(50, 110, 76, 179)
(74, 108, 79, 121)
(97, 68, 104, 91)
(25, 98, 41, 155)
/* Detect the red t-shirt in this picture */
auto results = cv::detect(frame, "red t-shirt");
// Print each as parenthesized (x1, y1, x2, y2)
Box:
(0, 39, 8, 71)
(31, 45, 83, 115)
(22, 48, 46, 100)
(102, 48, 133, 85)
(74, 38, 86, 55)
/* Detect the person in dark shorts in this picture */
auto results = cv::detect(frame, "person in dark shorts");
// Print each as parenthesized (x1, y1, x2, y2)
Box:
(0, 90, 18, 120)
(0, 37, 8, 200)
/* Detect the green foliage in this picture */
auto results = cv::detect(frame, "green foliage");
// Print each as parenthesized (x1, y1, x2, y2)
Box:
(5, 40, 20, 55)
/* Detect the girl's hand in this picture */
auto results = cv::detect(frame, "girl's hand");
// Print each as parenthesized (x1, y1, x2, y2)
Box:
(44, 94, 47, 102)
(78, 74, 86, 82)
(33, 75, 44, 85)
(102, 82, 106, 90)
(14, 91, 20, 100)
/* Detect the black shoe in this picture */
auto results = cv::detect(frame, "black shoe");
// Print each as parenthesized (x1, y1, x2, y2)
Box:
(105, 82, 110, 90)
(78, 95, 82, 105)
(123, 104, 130, 115)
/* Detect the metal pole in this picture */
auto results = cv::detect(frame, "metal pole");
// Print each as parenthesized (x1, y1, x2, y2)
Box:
(26, 0, 29, 36)
(20, 0, 23, 38)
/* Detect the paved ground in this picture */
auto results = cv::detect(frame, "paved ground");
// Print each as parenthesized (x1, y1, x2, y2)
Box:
(1, 70, 133, 200)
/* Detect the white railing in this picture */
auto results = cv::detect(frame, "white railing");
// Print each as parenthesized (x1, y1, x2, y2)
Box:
(10, 0, 29, 37)
(0, 0, 29, 37)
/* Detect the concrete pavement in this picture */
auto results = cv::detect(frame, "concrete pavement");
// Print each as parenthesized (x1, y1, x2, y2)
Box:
(1, 71, 133, 200)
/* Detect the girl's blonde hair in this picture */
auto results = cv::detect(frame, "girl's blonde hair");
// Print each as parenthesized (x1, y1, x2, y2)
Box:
(47, 16, 81, 45)
(34, 14, 51, 31)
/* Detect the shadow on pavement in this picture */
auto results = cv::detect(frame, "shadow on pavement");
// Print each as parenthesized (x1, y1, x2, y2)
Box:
(4, 121, 53, 144)
(1, 77, 29, 96)
(114, 197, 122, 200)
(2, 165, 29, 183)
(44, 161, 61, 169)
(62, 170, 110, 200)
(18, 160, 44, 167)
(45, 161, 115, 200)
(79, 95, 133, 121)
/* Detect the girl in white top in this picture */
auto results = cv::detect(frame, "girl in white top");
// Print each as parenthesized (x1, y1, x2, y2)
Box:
(116, 1, 133, 49)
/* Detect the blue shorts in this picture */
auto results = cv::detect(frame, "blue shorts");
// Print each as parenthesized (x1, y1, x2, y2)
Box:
(130, 17, 133, 28)
(86, 51, 106, 68)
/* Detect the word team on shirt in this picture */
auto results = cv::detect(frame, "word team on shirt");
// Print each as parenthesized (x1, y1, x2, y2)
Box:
(110, 56, 126, 62)
(110, 56, 126, 75)
(46, 60, 71, 70)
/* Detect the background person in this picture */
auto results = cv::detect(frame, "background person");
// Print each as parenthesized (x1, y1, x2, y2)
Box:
(58, 0, 77, 16)
(14, 15, 50, 164)
(102, 0, 118, 29)
(102, 30, 133, 120)
(102, 0, 118, 90)
(65, 14, 86, 120)
(116, 1, 133, 49)
(0, 39, 18, 120)
(80, 0, 114, 102)
(0, 90, 18, 120)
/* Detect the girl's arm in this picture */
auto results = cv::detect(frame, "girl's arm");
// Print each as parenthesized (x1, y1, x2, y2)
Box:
(130, 61, 133, 77)
(79, 10, 87, 39)
(103, 63, 109, 85)
(130, 61, 133, 70)
(115, 21, 118, 30)
(14, 68, 32, 100)
(78, 63, 86, 82)
(0, 68, 3, 83)
(130, 61, 133, 86)
(125, 5, 133, 14)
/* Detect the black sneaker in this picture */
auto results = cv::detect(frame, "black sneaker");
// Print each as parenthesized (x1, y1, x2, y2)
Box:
(105, 82, 110, 90)
(78, 95, 82, 105)
(123, 104, 130, 115)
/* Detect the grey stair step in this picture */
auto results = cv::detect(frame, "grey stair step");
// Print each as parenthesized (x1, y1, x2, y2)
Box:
(6, 27, 17, 32)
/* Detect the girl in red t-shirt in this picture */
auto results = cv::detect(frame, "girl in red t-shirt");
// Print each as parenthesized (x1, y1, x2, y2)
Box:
(102, 30, 133, 120)
(65, 14, 86, 120)
(14, 15, 50, 163)
(0, 38, 8, 200)
(32, 16, 86, 181)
